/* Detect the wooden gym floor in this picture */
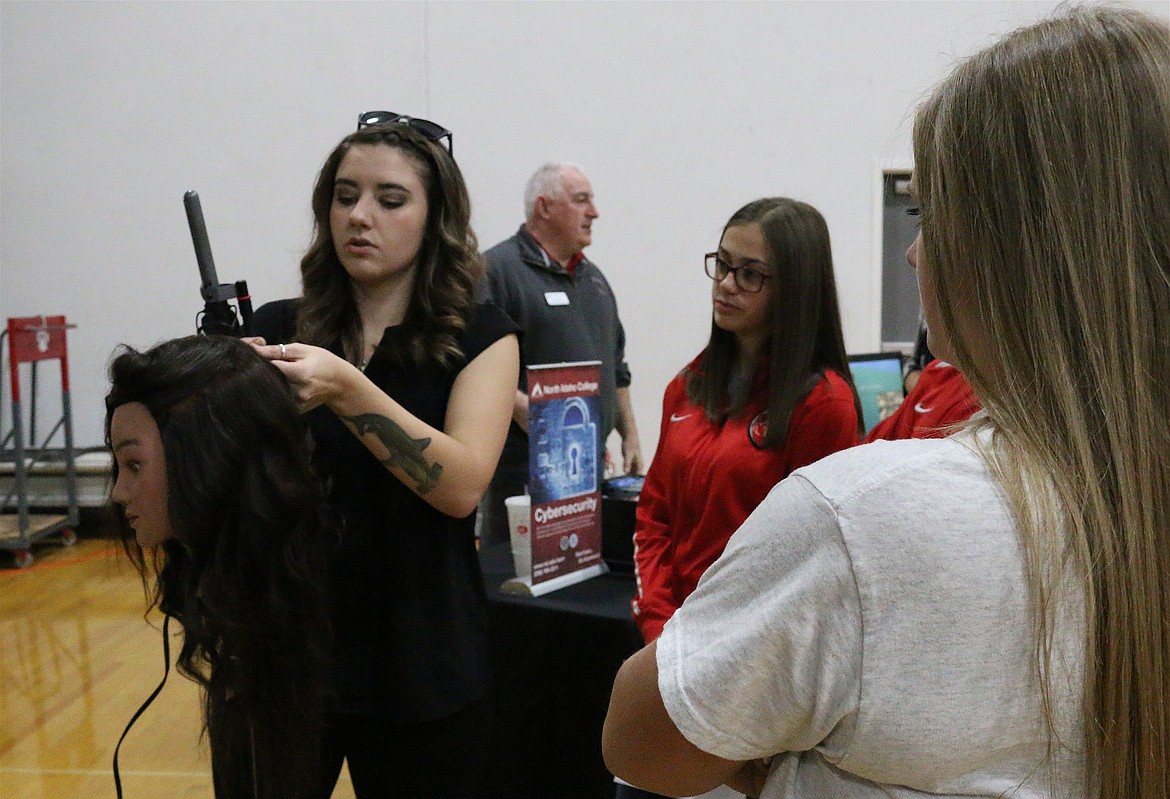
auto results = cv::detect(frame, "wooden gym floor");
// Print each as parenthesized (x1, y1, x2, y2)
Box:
(0, 536, 355, 799)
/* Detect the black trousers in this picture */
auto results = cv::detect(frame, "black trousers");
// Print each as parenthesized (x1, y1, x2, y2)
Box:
(315, 693, 494, 799)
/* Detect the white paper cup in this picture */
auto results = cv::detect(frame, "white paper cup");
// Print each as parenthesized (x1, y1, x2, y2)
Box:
(504, 495, 532, 579)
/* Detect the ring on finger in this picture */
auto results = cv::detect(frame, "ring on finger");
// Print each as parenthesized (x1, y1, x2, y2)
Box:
(279, 343, 287, 359)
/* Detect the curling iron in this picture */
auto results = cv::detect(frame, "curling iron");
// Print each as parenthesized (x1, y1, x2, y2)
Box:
(183, 190, 253, 336)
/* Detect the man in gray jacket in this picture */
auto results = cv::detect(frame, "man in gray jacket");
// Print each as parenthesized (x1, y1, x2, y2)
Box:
(479, 162, 642, 546)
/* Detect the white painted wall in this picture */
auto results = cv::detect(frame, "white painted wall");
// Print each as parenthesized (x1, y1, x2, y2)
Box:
(3, 0, 1165, 455)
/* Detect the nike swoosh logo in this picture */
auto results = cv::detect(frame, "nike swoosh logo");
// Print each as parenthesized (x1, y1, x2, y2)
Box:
(670, 413, 693, 422)
(914, 403, 933, 413)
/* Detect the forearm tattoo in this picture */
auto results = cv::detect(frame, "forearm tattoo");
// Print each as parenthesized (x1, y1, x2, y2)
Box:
(343, 412, 443, 494)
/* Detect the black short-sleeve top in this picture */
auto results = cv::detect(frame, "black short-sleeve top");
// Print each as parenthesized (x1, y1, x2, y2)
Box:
(252, 299, 519, 721)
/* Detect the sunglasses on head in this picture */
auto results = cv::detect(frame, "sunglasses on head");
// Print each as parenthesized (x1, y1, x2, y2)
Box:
(357, 111, 453, 156)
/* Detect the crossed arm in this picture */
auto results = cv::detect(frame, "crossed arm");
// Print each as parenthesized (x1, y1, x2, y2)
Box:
(603, 641, 767, 797)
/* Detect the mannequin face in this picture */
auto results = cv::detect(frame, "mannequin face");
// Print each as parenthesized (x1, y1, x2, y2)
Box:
(110, 402, 174, 547)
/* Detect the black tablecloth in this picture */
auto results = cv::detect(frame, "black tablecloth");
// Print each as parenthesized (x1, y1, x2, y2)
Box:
(479, 543, 642, 799)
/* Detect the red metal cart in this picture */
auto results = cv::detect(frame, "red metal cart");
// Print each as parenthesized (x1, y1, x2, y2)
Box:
(1, 315, 79, 568)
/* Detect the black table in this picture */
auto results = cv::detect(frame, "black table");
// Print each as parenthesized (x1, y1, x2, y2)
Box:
(479, 542, 642, 799)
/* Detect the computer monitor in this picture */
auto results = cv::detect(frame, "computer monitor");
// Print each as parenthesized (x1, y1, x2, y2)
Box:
(848, 352, 905, 433)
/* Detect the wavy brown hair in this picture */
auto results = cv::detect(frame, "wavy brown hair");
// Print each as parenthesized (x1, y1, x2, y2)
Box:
(914, 7, 1169, 796)
(686, 198, 862, 448)
(296, 123, 482, 370)
(106, 335, 333, 799)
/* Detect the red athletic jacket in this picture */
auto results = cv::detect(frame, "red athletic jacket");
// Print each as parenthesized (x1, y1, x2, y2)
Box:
(632, 358, 859, 643)
(864, 359, 979, 442)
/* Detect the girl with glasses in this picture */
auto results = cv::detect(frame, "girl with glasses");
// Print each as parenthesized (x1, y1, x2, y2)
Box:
(622, 200, 862, 799)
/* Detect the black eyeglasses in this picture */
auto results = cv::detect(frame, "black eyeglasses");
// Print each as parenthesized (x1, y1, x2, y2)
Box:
(357, 111, 453, 156)
(704, 253, 772, 293)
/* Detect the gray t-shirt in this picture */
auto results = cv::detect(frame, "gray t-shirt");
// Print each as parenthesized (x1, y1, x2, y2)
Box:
(657, 430, 1085, 798)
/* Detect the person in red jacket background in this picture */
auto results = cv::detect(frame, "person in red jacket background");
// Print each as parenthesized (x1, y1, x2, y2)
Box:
(865, 358, 979, 442)
(630, 198, 862, 647)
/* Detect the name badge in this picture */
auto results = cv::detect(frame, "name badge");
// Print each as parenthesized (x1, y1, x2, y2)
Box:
(544, 291, 570, 306)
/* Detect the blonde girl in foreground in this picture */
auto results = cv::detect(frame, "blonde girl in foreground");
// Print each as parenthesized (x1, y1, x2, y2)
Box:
(604, 6, 1169, 798)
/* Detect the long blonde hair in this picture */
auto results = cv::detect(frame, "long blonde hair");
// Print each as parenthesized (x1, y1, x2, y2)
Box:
(914, 7, 1169, 796)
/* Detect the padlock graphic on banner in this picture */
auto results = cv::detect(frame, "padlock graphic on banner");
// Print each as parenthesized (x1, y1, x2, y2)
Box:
(558, 396, 597, 497)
